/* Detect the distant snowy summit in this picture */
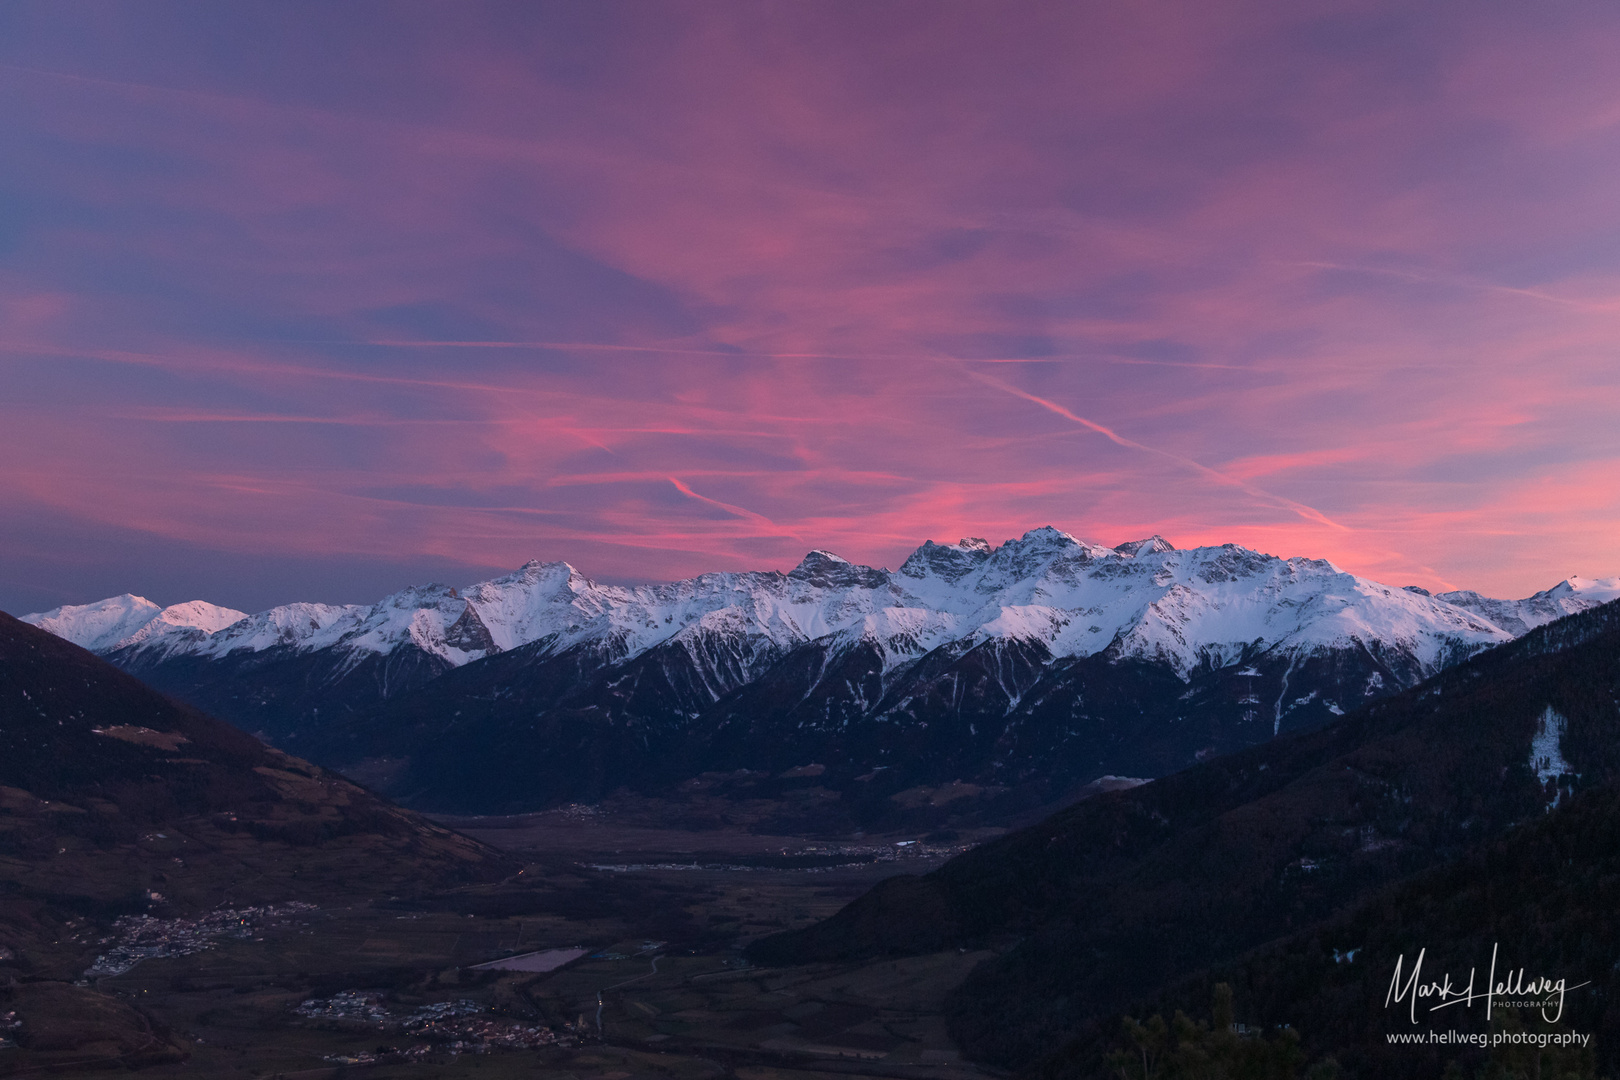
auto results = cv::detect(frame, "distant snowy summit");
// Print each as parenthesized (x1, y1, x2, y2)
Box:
(24, 593, 248, 655)
(24, 527, 1619, 679)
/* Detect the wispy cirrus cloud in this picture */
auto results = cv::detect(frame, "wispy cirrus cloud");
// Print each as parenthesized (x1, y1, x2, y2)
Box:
(2, 1, 1619, 612)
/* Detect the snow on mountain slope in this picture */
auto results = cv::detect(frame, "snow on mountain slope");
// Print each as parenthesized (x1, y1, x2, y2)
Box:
(1075, 545, 1509, 677)
(113, 599, 252, 655)
(451, 550, 929, 675)
(20, 529, 1609, 683)
(21, 595, 245, 654)
(157, 585, 493, 670)
(183, 601, 366, 655)
(892, 528, 1510, 678)
(22, 594, 162, 651)
(1113, 535, 1176, 557)
(1436, 577, 1620, 636)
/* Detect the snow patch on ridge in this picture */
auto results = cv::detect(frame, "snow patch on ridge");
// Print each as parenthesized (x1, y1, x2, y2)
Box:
(1439, 577, 1620, 636)
(1532, 705, 1574, 810)
(191, 602, 366, 655)
(1531, 705, 1572, 784)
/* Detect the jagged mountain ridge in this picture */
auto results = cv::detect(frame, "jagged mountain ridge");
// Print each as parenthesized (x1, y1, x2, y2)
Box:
(29, 527, 1614, 677)
(20, 529, 1620, 815)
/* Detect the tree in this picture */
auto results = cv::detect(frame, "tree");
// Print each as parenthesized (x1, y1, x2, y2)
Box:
(1108, 984, 1310, 1080)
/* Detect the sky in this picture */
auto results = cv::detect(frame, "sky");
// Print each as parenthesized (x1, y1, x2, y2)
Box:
(3, 0, 1620, 615)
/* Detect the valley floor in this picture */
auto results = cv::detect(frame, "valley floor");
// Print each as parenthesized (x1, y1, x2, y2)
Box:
(431, 797, 1007, 862)
(16, 816, 1003, 1080)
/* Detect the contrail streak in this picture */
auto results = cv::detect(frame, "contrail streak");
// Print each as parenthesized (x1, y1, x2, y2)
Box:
(968, 370, 1347, 531)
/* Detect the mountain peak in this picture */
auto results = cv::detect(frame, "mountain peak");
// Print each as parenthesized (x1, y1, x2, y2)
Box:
(499, 558, 578, 585)
(789, 550, 887, 589)
(1538, 576, 1620, 601)
(899, 537, 996, 582)
(1114, 535, 1175, 557)
(20, 594, 164, 653)
(517, 557, 574, 572)
(794, 549, 850, 569)
(1017, 525, 1078, 546)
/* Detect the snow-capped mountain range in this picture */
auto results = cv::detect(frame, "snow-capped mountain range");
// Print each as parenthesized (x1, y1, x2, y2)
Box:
(25, 527, 1615, 677)
(20, 528, 1620, 817)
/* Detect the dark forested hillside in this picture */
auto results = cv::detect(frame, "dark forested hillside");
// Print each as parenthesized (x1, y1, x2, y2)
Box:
(750, 600, 1620, 1074)
(0, 611, 506, 909)
(0, 612, 510, 1069)
(1055, 781, 1620, 1079)
(301, 628, 1460, 820)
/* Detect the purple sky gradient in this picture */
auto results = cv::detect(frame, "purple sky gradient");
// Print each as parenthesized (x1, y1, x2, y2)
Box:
(3, 1, 1620, 613)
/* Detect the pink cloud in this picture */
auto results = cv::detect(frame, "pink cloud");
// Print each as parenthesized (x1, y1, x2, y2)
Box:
(3, 2, 1620, 608)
